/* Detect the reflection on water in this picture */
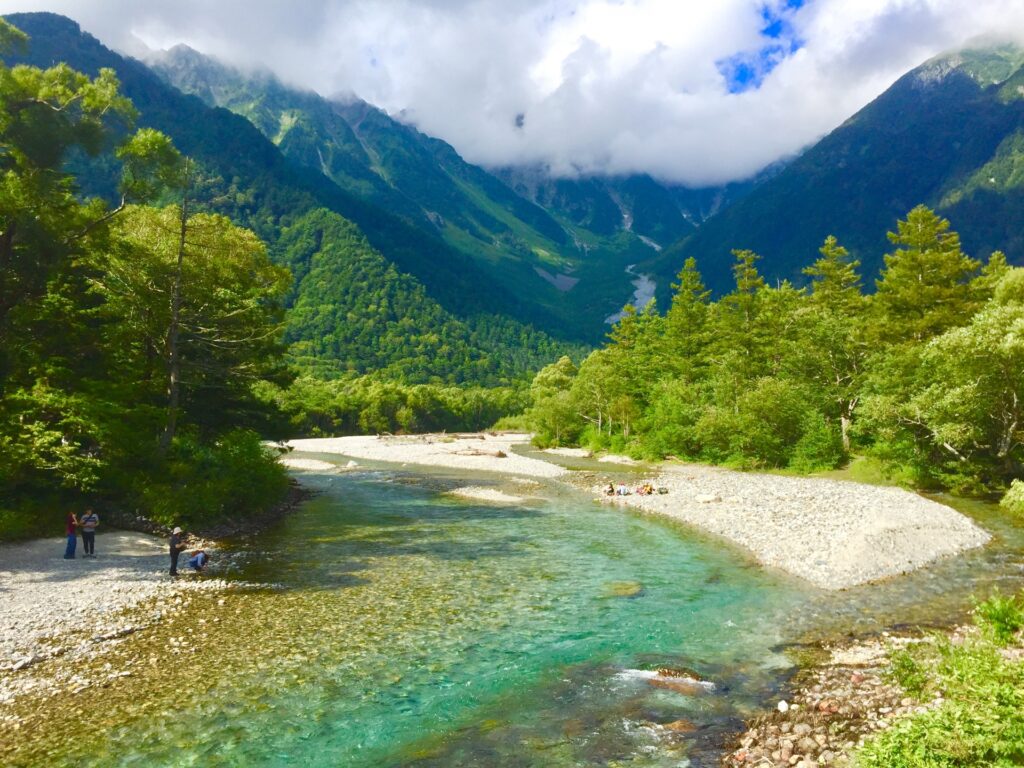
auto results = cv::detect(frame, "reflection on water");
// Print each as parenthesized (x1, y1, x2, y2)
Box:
(33, 460, 1024, 767)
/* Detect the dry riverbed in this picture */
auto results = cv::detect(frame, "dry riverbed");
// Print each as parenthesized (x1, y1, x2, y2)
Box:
(285, 432, 568, 478)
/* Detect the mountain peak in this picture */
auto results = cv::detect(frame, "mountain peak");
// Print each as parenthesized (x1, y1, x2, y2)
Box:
(921, 40, 1024, 88)
(4, 11, 81, 36)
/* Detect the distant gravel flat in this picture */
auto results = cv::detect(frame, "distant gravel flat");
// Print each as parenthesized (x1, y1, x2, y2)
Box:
(595, 464, 991, 590)
(286, 433, 568, 478)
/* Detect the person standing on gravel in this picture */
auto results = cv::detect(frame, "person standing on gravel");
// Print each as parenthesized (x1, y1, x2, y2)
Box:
(79, 508, 99, 557)
(63, 510, 79, 559)
(169, 527, 188, 576)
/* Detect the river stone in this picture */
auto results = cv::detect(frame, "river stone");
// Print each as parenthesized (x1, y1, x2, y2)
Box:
(656, 666, 703, 681)
(603, 581, 643, 598)
(663, 718, 697, 733)
(798, 736, 819, 753)
(793, 723, 813, 737)
(694, 493, 721, 503)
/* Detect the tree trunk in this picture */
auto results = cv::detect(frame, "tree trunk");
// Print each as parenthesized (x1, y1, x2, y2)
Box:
(158, 161, 190, 455)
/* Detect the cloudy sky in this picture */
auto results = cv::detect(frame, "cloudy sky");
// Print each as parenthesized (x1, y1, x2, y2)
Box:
(2, 0, 1023, 185)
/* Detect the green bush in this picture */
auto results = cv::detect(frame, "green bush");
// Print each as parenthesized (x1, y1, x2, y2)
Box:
(789, 412, 846, 472)
(887, 646, 931, 700)
(136, 429, 289, 528)
(0, 506, 54, 541)
(859, 638, 1024, 767)
(1000, 479, 1024, 516)
(974, 591, 1024, 646)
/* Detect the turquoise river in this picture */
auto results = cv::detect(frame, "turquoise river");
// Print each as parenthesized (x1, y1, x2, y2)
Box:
(24, 456, 1024, 767)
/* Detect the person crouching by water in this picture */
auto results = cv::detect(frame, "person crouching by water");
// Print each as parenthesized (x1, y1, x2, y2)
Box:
(79, 508, 99, 557)
(187, 549, 209, 573)
(63, 510, 79, 559)
(169, 527, 188, 576)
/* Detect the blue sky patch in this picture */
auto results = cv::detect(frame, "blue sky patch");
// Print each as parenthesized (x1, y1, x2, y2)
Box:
(718, 0, 806, 93)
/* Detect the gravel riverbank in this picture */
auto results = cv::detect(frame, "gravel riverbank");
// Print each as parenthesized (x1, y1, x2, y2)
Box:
(286, 433, 990, 589)
(0, 531, 232, 716)
(584, 463, 990, 590)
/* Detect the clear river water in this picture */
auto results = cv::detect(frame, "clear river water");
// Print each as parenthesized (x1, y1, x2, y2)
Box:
(39, 457, 1024, 767)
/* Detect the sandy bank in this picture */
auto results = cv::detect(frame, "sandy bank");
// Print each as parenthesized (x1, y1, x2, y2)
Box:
(591, 464, 990, 590)
(287, 433, 567, 478)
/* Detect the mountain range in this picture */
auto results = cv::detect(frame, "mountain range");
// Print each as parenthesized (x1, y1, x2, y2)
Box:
(7, 11, 1024, 379)
(665, 42, 1024, 293)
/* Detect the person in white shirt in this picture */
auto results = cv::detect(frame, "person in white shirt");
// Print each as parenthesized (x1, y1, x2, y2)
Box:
(79, 509, 99, 557)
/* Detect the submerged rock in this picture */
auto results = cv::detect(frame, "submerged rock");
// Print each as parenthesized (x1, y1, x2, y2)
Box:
(603, 581, 644, 598)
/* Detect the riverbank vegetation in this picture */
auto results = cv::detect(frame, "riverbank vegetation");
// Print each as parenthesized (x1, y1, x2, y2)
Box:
(524, 206, 1023, 497)
(0, 20, 288, 538)
(858, 590, 1024, 767)
(257, 376, 528, 437)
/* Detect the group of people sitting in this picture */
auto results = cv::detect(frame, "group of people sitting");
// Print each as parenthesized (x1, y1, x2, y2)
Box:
(603, 481, 665, 497)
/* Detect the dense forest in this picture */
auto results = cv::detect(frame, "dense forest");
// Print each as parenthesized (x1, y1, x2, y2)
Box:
(0, 18, 574, 540)
(0, 20, 289, 537)
(525, 205, 1024, 497)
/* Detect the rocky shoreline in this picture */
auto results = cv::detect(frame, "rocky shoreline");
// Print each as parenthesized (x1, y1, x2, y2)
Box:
(720, 628, 966, 767)
(0, 483, 310, 735)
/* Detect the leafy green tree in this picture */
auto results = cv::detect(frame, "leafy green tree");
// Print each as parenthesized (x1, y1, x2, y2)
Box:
(527, 355, 580, 446)
(0, 18, 176, 339)
(105, 204, 291, 440)
(898, 269, 1024, 489)
(873, 205, 981, 344)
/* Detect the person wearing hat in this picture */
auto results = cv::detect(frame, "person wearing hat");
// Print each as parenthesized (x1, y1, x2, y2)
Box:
(169, 527, 188, 576)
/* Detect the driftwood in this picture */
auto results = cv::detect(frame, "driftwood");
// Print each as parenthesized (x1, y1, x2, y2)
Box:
(449, 448, 507, 458)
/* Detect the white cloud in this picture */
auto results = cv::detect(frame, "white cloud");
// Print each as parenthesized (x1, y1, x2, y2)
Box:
(2, 0, 1024, 184)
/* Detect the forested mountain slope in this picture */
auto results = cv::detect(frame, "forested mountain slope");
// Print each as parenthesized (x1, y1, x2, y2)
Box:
(4, 12, 584, 382)
(148, 45, 702, 335)
(665, 43, 1024, 294)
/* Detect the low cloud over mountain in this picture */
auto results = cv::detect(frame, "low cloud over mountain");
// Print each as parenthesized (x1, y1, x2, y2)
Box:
(2, 0, 1024, 184)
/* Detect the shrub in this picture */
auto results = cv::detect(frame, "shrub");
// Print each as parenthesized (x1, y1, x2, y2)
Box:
(974, 591, 1024, 646)
(136, 429, 289, 529)
(860, 635, 1024, 767)
(887, 647, 930, 699)
(0, 506, 53, 541)
(1000, 479, 1024, 516)
(789, 412, 845, 473)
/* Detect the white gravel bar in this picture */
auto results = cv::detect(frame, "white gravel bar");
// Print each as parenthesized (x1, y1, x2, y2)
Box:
(286, 433, 568, 478)
(601, 464, 991, 590)
(446, 487, 526, 504)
